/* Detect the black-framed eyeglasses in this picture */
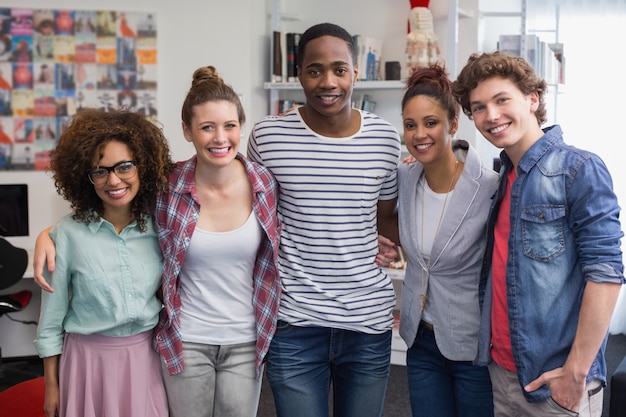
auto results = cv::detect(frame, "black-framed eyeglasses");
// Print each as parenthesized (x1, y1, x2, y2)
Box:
(87, 160, 138, 184)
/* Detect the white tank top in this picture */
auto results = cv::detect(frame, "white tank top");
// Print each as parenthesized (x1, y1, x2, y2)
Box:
(418, 175, 455, 324)
(179, 212, 262, 345)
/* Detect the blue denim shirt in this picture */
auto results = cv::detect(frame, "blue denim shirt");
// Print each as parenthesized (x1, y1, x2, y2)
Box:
(476, 125, 625, 402)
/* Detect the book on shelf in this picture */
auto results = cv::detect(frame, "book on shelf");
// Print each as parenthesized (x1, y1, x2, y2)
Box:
(286, 32, 301, 83)
(352, 93, 377, 112)
(497, 34, 523, 58)
(353, 34, 383, 81)
(548, 43, 565, 84)
(497, 34, 540, 69)
(272, 31, 283, 82)
(275, 99, 304, 115)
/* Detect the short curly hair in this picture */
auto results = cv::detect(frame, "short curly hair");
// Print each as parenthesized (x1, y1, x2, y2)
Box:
(452, 51, 548, 125)
(49, 108, 174, 232)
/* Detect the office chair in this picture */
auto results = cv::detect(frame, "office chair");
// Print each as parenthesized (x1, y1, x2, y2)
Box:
(0, 237, 28, 291)
(0, 237, 39, 381)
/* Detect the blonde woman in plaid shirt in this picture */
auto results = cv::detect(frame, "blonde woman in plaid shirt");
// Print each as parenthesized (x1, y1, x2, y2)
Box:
(152, 66, 281, 417)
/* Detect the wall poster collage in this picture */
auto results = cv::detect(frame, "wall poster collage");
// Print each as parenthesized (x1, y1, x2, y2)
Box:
(0, 8, 158, 171)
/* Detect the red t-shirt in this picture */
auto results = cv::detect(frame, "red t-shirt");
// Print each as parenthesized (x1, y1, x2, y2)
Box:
(491, 169, 517, 371)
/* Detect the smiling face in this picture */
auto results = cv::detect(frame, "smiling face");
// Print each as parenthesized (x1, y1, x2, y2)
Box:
(92, 140, 139, 218)
(297, 35, 357, 122)
(183, 99, 241, 168)
(469, 76, 543, 162)
(403, 95, 457, 167)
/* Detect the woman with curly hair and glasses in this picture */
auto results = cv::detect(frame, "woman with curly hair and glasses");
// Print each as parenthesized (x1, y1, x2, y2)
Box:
(34, 108, 174, 417)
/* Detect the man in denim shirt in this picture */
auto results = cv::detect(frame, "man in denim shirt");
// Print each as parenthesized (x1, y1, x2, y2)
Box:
(453, 51, 625, 417)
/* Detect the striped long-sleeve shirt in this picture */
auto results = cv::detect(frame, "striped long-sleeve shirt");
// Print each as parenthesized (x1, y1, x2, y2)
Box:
(247, 109, 400, 334)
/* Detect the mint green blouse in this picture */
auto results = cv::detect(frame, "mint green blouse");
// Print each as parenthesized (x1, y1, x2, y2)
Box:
(34, 213, 163, 358)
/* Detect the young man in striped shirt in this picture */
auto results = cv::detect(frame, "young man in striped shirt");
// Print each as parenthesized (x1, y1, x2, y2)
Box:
(247, 22, 401, 417)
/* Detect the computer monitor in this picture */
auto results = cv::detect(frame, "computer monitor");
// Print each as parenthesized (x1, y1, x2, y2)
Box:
(0, 184, 29, 237)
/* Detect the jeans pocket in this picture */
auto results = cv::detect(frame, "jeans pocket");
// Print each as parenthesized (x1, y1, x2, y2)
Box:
(546, 396, 579, 416)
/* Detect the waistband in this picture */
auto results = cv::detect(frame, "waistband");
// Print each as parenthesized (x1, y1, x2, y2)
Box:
(419, 320, 434, 331)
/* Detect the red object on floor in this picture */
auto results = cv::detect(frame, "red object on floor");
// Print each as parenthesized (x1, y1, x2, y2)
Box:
(0, 376, 45, 417)
(0, 290, 32, 315)
(9, 290, 32, 308)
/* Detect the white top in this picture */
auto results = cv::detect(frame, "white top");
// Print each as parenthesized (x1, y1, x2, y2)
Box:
(416, 175, 456, 258)
(248, 109, 401, 333)
(416, 175, 455, 323)
(179, 213, 261, 345)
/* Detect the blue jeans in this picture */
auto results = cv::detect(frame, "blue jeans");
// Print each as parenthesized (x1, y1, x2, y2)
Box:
(266, 320, 391, 417)
(407, 325, 493, 417)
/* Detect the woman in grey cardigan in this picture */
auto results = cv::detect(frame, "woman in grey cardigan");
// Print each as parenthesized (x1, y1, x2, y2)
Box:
(380, 64, 498, 417)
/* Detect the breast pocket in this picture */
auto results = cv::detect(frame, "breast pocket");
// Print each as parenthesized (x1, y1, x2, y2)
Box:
(521, 205, 566, 262)
(72, 270, 114, 312)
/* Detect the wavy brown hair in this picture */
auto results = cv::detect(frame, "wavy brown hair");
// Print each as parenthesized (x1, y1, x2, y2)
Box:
(49, 108, 174, 232)
(452, 51, 548, 125)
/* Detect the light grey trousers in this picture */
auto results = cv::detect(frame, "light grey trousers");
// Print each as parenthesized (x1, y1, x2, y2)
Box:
(161, 341, 262, 417)
(488, 362, 603, 417)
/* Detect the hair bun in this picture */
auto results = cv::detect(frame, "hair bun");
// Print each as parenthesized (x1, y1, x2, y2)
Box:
(191, 65, 222, 87)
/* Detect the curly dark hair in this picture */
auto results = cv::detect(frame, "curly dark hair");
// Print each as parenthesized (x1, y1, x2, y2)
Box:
(452, 51, 548, 125)
(49, 108, 174, 232)
(402, 63, 459, 123)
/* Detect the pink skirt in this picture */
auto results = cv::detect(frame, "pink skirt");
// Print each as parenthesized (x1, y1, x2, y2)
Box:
(59, 331, 168, 417)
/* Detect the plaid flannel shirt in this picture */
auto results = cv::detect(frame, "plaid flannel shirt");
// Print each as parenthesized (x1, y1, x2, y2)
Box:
(153, 153, 281, 379)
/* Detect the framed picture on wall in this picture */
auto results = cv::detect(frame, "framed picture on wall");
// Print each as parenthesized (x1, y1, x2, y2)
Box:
(0, 7, 158, 171)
